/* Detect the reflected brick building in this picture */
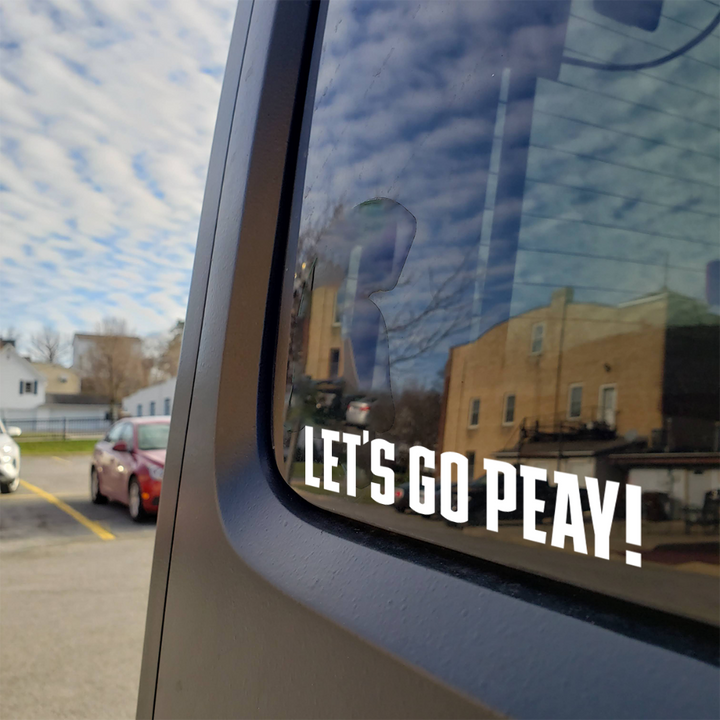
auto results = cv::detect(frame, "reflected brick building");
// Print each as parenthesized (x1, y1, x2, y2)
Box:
(439, 288, 720, 487)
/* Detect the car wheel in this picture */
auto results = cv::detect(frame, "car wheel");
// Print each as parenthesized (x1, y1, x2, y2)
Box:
(90, 467, 107, 504)
(0, 477, 19, 494)
(128, 477, 146, 522)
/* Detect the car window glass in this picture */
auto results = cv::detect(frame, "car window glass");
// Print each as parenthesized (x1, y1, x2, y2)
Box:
(121, 424, 135, 449)
(279, 0, 720, 626)
(137, 424, 170, 451)
(106, 423, 123, 443)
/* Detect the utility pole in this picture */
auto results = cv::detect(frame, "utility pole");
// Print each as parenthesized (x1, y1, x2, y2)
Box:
(552, 290, 569, 472)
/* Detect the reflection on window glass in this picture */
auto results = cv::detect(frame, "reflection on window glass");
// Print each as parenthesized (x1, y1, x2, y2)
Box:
(531, 322, 544, 354)
(137, 423, 170, 451)
(467, 451, 476, 481)
(280, 0, 720, 626)
(503, 394, 516, 425)
(568, 384, 583, 419)
(468, 398, 480, 428)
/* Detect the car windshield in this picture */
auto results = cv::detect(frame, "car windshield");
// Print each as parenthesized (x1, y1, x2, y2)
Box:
(0, 419, 6, 435)
(137, 424, 170, 451)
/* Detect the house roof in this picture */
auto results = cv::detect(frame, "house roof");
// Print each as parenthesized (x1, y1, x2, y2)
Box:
(1, 344, 47, 381)
(45, 393, 110, 405)
(608, 452, 720, 468)
(495, 438, 641, 459)
(73, 333, 141, 342)
(122, 376, 176, 403)
(32, 362, 76, 373)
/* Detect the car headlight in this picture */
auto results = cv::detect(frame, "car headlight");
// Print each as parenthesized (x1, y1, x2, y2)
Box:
(2, 445, 12, 453)
(1, 455, 11, 464)
(148, 464, 164, 481)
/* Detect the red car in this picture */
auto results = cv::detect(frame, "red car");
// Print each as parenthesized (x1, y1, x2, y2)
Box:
(91, 417, 170, 521)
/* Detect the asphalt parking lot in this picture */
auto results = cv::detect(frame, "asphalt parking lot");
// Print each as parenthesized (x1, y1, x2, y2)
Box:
(0, 454, 156, 720)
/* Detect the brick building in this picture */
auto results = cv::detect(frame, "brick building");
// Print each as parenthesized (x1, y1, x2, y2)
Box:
(439, 288, 719, 483)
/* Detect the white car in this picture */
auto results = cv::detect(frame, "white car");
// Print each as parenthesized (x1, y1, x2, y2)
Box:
(345, 398, 373, 427)
(0, 418, 22, 494)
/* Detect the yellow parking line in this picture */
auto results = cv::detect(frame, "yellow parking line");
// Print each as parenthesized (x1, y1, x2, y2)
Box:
(52, 456, 71, 464)
(18, 480, 115, 541)
(0, 491, 83, 501)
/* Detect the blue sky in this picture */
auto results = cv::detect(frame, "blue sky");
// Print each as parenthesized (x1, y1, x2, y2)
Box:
(301, 0, 720, 388)
(0, 0, 237, 347)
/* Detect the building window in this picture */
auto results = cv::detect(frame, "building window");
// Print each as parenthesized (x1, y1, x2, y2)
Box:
(467, 451, 476, 481)
(329, 348, 340, 378)
(468, 398, 480, 428)
(530, 322, 544, 354)
(599, 385, 617, 427)
(149, 401, 156, 416)
(164, 398, 171, 415)
(137, 404, 142, 417)
(333, 281, 346, 326)
(21, 381, 34, 394)
(503, 394, 515, 425)
(568, 384, 583, 419)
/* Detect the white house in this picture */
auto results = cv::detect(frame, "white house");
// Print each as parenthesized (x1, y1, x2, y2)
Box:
(0, 342, 47, 418)
(0, 341, 109, 424)
(122, 377, 176, 418)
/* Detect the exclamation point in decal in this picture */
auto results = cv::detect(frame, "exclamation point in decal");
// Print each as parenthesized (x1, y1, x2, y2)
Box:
(625, 484, 642, 567)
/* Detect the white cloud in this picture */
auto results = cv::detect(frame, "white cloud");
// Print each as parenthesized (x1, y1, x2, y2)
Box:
(297, 0, 719, 389)
(0, 0, 236, 344)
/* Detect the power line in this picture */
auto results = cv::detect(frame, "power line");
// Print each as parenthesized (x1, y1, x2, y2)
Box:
(566, 11, 720, 72)
(522, 211, 717, 248)
(524, 177, 719, 220)
(517, 246, 709, 274)
(533, 107, 719, 161)
(661, 11, 720, 34)
(550, 77, 720, 133)
(530, 141, 719, 192)
(561, 46, 719, 100)
(515, 280, 637, 295)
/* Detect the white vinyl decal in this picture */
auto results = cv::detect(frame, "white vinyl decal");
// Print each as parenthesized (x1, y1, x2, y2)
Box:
(303, 426, 642, 566)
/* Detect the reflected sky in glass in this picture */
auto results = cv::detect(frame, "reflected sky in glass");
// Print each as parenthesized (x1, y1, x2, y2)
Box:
(299, 0, 719, 390)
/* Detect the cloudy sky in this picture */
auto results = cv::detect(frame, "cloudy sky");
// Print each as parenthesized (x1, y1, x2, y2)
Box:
(301, 0, 719, 388)
(1, 0, 237, 348)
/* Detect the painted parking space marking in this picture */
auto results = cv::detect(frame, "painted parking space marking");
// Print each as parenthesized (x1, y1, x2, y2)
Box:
(0, 491, 79, 501)
(18, 480, 116, 541)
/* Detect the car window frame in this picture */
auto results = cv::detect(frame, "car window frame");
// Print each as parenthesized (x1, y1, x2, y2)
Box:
(138, 3, 720, 718)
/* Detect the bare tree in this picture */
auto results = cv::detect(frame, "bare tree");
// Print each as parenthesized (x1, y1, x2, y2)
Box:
(383, 252, 475, 366)
(83, 317, 146, 418)
(29, 325, 69, 364)
(143, 320, 184, 382)
(298, 199, 474, 370)
(297, 200, 346, 266)
(157, 320, 184, 379)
